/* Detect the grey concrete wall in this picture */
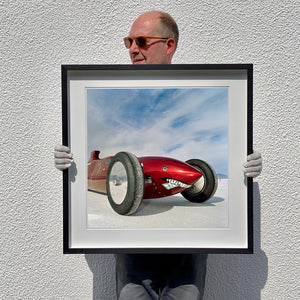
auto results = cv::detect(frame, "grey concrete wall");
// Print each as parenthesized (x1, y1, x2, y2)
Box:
(1, 1, 299, 299)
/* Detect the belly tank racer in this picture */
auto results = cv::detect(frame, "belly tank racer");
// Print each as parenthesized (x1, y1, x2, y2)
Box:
(88, 150, 218, 215)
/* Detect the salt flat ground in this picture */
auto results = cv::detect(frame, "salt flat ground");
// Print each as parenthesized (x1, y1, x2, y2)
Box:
(87, 179, 228, 229)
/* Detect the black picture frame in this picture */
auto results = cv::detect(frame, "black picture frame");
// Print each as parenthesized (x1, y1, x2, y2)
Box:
(62, 64, 253, 254)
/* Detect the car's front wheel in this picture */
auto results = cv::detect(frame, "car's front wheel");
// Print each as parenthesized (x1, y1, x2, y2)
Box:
(106, 152, 144, 215)
(181, 159, 218, 203)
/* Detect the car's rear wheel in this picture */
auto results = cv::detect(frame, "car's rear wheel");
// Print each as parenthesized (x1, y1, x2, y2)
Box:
(181, 159, 218, 203)
(106, 152, 144, 215)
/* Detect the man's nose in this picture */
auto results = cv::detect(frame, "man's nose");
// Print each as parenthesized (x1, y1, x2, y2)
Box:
(129, 40, 140, 53)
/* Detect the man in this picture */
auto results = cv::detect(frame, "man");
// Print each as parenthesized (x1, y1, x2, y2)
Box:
(55, 11, 262, 299)
(126, 11, 177, 65)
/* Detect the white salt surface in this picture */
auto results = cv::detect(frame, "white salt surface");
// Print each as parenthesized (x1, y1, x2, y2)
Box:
(87, 179, 228, 229)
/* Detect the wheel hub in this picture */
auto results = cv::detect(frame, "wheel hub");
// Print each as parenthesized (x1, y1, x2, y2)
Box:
(108, 162, 128, 204)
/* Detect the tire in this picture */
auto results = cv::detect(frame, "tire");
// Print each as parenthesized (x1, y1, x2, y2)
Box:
(106, 152, 144, 215)
(181, 159, 218, 203)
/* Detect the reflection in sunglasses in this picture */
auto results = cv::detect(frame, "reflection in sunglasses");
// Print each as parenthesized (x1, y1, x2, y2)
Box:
(123, 36, 169, 48)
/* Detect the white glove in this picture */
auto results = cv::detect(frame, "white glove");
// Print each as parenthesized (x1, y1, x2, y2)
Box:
(243, 151, 262, 178)
(54, 145, 73, 171)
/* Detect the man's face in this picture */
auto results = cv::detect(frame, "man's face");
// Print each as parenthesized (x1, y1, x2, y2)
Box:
(128, 15, 173, 64)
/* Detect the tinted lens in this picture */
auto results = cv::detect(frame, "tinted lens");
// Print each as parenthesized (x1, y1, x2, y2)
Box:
(124, 37, 133, 48)
(135, 37, 147, 47)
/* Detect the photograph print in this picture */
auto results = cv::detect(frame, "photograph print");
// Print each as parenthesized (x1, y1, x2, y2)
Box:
(86, 87, 229, 229)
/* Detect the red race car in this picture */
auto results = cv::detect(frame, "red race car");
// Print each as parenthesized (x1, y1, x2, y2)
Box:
(88, 151, 218, 215)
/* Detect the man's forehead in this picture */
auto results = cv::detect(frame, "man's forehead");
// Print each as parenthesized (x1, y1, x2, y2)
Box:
(129, 14, 161, 36)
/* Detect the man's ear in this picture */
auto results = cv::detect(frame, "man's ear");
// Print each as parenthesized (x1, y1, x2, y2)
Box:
(166, 38, 176, 56)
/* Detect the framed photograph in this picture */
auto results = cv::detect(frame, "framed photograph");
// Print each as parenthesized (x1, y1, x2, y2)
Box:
(62, 64, 253, 254)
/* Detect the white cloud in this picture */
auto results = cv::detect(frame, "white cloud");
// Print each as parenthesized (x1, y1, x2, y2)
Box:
(87, 87, 228, 174)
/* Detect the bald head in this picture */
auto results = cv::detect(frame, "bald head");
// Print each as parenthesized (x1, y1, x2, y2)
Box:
(133, 11, 179, 49)
(127, 11, 179, 64)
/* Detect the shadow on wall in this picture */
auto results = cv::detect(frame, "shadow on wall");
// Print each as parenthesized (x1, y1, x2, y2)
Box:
(85, 254, 116, 300)
(203, 183, 268, 299)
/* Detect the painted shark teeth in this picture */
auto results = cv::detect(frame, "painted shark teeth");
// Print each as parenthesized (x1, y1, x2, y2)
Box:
(162, 178, 192, 190)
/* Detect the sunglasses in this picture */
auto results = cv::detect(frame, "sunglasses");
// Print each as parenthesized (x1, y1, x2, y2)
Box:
(123, 36, 169, 49)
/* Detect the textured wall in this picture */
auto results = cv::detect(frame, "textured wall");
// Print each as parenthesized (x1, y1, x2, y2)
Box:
(1, 1, 299, 299)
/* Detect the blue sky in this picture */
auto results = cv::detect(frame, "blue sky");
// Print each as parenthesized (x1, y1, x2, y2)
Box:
(87, 87, 228, 175)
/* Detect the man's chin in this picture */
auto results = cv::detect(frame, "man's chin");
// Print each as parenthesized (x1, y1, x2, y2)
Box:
(132, 60, 146, 64)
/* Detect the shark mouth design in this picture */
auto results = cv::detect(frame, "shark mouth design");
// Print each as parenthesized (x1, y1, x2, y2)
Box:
(162, 178, 192, 190)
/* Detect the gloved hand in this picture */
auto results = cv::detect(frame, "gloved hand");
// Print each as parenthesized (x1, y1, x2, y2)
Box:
(54, 145, 73, 171)
(243, 151, 262, 178)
